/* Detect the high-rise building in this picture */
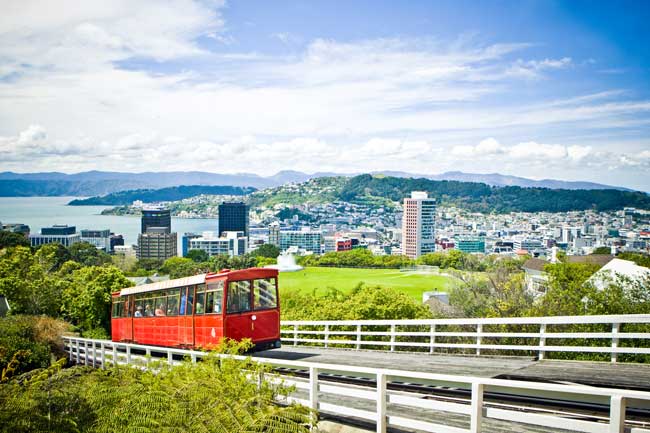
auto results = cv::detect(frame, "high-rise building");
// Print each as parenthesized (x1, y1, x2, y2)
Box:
(137, 228, 177, 261)
(218, 202, 249, 236)
(30, 225, 81, 248)
(138, 208, 176, 261)
(141, 208, 171, 234)
(401, 191, 436, 259)
(81, 229, 111, 253)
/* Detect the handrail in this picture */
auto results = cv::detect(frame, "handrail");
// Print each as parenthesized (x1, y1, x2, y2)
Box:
(280, 314, 650, 362)
(62, 336, 650, 433)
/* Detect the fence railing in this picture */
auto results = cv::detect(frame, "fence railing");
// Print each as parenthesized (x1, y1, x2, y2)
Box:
(281, 314, 650, 362)
(63, 336, 650, 433)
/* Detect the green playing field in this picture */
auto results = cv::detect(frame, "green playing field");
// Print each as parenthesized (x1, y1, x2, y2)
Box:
(278, 266, 456, 301)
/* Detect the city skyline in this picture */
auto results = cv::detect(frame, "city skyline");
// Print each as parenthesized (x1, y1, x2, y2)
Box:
(1, 1, 649, 190)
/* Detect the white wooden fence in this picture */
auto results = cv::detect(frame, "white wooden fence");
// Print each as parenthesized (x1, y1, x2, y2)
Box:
(63, 336, 650, 433)
(281, 314, 650, 362)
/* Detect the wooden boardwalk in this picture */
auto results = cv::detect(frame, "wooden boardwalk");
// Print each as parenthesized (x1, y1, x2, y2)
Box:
(254, 346, 650, 391)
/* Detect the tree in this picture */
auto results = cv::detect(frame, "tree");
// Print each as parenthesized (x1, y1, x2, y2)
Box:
(34, 243, 71, 273)
(0, 232, 29, 249)
(531, 262, 601, 316)
(0, 246, 64, 316)
(61, 266, 133, 335)
(69, 242, 111, 267)
(185, 249, 209, 263)
(251, 243, 280, 259)
(592, 246, 611, 255)
(160, 257, 201, 279)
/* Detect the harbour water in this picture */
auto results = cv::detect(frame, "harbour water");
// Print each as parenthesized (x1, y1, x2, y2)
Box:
(0, 197, 219, 254)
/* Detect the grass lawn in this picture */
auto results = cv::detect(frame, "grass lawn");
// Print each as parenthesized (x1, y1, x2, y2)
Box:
(279, 267, 457, 301)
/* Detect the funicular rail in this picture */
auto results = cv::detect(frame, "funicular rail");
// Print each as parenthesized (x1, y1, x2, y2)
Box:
(281, 314, 650, 362)
(63, 336, 650, 433)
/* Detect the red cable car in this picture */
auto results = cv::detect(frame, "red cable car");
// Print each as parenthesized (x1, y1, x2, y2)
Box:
(111, 268, 281, 350)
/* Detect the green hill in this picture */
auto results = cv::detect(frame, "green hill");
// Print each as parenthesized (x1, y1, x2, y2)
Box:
(68, 185, 256, 205)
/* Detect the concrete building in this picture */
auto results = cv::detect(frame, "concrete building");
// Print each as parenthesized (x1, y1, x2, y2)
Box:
(80, 229, 111, 253)
(401, 191, 436, 259)
(268, 222, 280, 247)
(188, 231, 247, 257)
(138, 207, 176, 261)
(1, 223, 30, 236)
(137, 229, 177, 261)
(30, 225, 81, 248)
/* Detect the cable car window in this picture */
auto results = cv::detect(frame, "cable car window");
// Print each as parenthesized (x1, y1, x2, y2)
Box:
(112, 299, 124, 318)
(134, 294, 146, 318)
(152, 292, 167, 316)
(206, 281, 224, 314)
(143, 293, 155, 317)
(180, 286, 194, 315)
(227, 280, 251, 313)
(254, 278, 277, 310)
(124, 297, 132, 318)
(194, 284, 206, 315)
(167, 288, 180, 316)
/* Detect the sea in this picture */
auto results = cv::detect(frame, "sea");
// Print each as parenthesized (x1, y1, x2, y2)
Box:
(0, 197, 219, 255)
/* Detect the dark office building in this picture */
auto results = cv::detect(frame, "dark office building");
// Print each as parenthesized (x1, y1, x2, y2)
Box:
(110, 233, 125, 252)
(218, 202, 249, 236)
(141, 208, 171, 233)
(42, 225, 76, 235)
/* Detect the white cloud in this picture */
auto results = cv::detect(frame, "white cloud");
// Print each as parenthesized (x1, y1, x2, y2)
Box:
(0, 2, 648, 189)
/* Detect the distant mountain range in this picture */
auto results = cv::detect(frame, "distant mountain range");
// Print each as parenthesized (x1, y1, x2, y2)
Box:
(0, 169, 634, 197)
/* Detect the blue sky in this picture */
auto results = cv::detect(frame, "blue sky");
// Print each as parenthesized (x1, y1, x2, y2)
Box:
(0, 0, 649, 190)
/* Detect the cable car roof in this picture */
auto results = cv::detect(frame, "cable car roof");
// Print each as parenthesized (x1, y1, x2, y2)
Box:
(120, 273, 208, 297)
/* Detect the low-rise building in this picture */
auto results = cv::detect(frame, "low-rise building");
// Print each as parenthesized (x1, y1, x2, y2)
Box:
(81, 229, 111, 253)
(188, 231, 247, 257)
(30, 225, 81, 248)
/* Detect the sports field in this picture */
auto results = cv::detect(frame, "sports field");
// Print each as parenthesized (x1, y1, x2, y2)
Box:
(279, 267, 456, 301)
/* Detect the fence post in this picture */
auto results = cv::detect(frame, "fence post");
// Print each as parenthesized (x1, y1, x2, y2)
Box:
(356, 324, 362, 350)
(146, 348, 151, 366)
(376, 372, 387, 433)
(609, 395, 626, 433)
(390, 324, 396, 352)
(309, 367, 319, 412)
(430, 324, 436, 354)
(92, 341, 96, 368)
(611, 323, 620, 363)
(168, 350, 173, 366)
(539, 323, 546, 361)
(324, 324, 330, 348)
(84, 341, 89, 365)
(294, 324, 298, 346)
(470, 382, 484, 433)
(100, 342, 105, 369)
(112, 345, 118, 366)
(76, 340, 80, 364)
(126, 345, 132, 365)
(476, 324, 482, 356)
(68, 339, 73, 362)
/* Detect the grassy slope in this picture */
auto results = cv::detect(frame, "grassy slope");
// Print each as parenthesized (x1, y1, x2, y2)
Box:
(278, 267, 456, 301)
